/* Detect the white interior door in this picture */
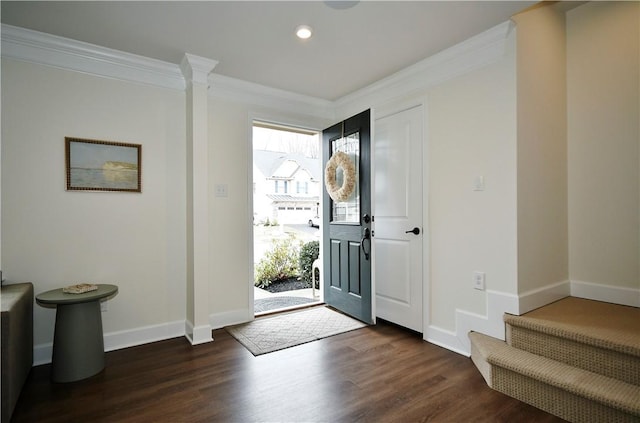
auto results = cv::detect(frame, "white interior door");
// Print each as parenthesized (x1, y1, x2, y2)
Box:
(374, 105, 424, 332)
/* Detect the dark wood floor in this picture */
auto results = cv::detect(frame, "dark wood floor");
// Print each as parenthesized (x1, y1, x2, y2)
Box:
(12, 319, 566, 422)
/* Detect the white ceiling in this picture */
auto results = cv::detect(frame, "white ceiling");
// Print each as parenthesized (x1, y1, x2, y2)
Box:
(1, 1, 535, 100)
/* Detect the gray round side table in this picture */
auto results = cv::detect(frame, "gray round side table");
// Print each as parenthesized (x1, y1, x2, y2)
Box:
(36, 284, 118, 383)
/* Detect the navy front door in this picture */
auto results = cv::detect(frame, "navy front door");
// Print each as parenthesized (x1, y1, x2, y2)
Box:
(322, 110, 373, 324)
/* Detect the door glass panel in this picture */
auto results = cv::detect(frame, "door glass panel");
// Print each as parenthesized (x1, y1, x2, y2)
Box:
(331, 132, 360, 223)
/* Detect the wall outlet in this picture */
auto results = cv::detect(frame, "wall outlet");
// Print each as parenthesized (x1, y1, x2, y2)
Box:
(473, 271, 485, 290)
(473, 176, 485, 191)
(101, 301, 108, 312)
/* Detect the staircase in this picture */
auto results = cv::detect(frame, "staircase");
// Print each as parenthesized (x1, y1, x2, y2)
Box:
(469, 297, 640, 423)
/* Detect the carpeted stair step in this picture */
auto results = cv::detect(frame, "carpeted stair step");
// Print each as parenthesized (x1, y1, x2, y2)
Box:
(504, 297, 640, 385)
(470, 331, 640, 423)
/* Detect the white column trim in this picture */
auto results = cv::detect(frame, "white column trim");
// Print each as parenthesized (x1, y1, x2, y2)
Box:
(180, 53, 219, 86)
(182, 53, 217, 345)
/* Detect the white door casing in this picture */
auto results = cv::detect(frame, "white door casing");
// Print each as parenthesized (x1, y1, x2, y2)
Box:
(374, 105, 424, 332)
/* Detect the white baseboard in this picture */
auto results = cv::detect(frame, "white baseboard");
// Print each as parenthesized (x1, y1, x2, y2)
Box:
(424, 326, 470, 357)
(33, 308, 252, 365)
(104, 320, 185, 351)
(190, 326, 214, 345)
(209, 308, 252, 329)
(33, 342, 54, 366)
(33, 282, 635, 365)
(424, 279, 639, 357)
(571, 280, 640, 307)
(425, 289, 518, 356)
(518, 280, 571, 314)
(184, 319, 214, 345)
(34, 320, 186, 366)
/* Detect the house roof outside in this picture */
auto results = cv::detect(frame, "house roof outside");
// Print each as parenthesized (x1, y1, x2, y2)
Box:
(253, 150, 321, 182)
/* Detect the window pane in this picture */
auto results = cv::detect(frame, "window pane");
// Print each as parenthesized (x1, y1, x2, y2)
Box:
(331, 132, 359, 224)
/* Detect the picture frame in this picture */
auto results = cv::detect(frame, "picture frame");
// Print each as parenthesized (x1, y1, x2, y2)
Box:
(65, 137, 142, 192)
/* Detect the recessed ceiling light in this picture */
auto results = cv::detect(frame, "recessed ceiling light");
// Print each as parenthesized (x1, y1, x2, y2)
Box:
(296, 25, 313, 40)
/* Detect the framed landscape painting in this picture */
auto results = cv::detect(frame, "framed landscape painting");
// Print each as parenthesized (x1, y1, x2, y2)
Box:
(65, 137, 142, 192)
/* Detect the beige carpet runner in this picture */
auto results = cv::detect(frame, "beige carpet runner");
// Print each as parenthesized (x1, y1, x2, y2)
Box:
(226, 306, 367, 356)
(470, 297, 640, 423)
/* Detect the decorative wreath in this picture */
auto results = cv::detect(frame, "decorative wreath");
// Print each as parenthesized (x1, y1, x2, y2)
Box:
(325, 151, 356, 202)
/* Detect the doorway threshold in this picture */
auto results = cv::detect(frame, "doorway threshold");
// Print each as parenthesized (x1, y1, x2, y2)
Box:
(255, 299, 324, 317)
(254, 286, 322, 316)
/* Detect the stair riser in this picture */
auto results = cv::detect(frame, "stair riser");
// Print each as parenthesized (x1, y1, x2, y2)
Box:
(470, 340, 492, 386)
(493, 366, 639, 423)
(507, 324, 640, 385)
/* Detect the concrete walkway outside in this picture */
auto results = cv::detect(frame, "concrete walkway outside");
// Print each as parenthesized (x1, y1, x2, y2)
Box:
(254, 286, 316, 299)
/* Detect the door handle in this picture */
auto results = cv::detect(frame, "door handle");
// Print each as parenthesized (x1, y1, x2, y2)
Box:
(405, 227, 420, 235)
(361, 227, 371, 261)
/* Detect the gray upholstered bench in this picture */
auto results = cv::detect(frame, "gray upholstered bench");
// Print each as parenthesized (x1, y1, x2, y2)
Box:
(1, 282, 33, 422)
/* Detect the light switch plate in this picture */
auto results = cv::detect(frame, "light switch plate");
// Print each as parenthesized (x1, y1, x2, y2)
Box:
(473, 176, 485, 191)
(215, 184, 228, 197)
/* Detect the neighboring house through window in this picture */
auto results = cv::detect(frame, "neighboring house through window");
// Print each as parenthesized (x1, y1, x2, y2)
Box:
(296, 181, 309, 194)
(253, 149, 320, 224)
(275, 180, 288, 194)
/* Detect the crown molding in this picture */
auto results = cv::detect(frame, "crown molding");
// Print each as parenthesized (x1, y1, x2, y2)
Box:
(2, 20, 513, 122)
(1, 24, 186, 90)
(335, 20, 515, 117)
(1, 24, 334, 118)
(209, 73, 335, 120)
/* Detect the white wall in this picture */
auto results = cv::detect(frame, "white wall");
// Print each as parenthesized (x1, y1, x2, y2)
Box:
(0, 18, 524, 359)
(567, 1, 640, 297)
(329, 23, 520, 354)
(3, 0, 638, 363)
(202, 1, 640, 357)
(427, 36, 518, 331)
(1, 59, 187, 360)
(512, 4, 569, 298)
(0, 26, 335, 359)
(208, 98, 253, 325)
(207, 97, 331, 327)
